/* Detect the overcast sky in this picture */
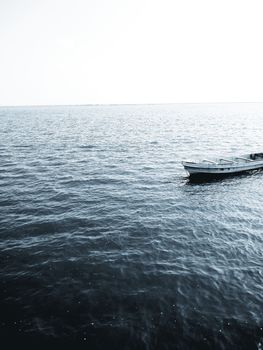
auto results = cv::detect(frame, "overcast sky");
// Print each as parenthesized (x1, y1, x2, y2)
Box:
(1, 0, 263, 106)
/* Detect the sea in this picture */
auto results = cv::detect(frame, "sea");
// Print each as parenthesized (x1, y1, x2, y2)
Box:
(1, 103, 263, 349)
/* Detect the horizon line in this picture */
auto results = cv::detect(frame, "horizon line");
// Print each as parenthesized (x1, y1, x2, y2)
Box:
(1, 101, 263, 108)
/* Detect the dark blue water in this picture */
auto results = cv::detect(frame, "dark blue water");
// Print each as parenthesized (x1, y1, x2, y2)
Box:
(1, 104, 263, 349)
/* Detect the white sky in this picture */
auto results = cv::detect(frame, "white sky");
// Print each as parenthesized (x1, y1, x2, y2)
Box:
(1, 0, 263, 106)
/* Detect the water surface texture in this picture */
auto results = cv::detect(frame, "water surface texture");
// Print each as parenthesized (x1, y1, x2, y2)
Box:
(1, 103, 263, 349)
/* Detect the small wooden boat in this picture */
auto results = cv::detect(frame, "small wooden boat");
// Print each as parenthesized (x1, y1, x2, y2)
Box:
(182, 152, 263, 179)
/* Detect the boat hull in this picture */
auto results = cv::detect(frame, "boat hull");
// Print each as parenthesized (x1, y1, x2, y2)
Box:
(183, 160, 263, 179)
(187, 169, 260, 181)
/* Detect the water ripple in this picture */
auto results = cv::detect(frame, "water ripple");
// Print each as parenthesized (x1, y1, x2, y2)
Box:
(1, 104, 263, 348)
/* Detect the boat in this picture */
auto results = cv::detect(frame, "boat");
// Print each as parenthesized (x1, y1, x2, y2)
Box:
(182, 152, 263, 179)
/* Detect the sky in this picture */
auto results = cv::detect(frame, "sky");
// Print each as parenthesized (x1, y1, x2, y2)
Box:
(1, 0, 263, 106)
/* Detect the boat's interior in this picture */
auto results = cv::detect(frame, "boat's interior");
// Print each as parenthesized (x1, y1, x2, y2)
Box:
(184, 152, 263, 165)
(205, 152, 263, 165)
(249, 152, 263, 160)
